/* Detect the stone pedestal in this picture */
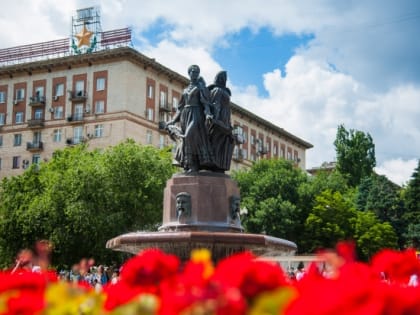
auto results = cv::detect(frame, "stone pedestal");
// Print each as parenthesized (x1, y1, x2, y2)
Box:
(106, 171, 298, 262)
(159, 172, 243, 232)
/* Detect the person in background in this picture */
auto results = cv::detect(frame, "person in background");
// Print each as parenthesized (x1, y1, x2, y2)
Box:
(10, 249, 34, 274)
(97, 265, 108, 285)
(295, 261, 306, 281)
(111, 270, 120, 284)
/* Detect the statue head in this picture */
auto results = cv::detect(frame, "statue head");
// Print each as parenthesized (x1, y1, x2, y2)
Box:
(214, 71, 227, 87)
(230, 195, 241, 221)
(188, 65, 200, 81)
(176, 192, 191, 220)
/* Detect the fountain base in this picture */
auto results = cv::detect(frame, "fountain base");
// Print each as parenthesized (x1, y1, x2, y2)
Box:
(106, 230, 296, 262)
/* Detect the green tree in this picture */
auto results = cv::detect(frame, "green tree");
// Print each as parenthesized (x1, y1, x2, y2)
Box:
(232, 158, 309, 248)
(334, 124, 376, 186)
(0, 141, 174, 268)
(356, 174, 405, 247)
(402, 160, 420, 247)
(304, 190, 356, 252)
(354, 210, 398, 261)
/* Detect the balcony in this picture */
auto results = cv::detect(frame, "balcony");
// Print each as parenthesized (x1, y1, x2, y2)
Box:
(29, 96, 46, 106)
(232, 129, 245, 144)
(26, 141, 43, 152)
(66, 113, 84, 123)
(68, 90, 88, 102)
(66, 137, 85, 145)
(27, 119, 44, 128)
(256, 139, 269, 156)
(159, 103, 172, 112)
(232, 148, 244, 162)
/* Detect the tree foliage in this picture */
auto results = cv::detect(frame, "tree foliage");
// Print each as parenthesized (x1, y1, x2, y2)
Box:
(232, 158, 309, 247)
(0, 141, 174, 268)
(402, 160, 420, 247)
(334, 124, 376, 186)
(304, 190, 357, 252)
(354, 210, 398, 261)
(356, 174, 405, 247)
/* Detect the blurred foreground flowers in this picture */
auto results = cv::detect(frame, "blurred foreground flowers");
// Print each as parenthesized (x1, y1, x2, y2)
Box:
(1, 243, 420, 315)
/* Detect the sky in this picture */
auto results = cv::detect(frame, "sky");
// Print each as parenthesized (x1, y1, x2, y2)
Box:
(0, 0, 419, 185)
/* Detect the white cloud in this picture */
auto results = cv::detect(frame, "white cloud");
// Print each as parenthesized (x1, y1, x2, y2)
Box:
(140, 40, 222, 83)
(375, 159, 418, 186)
(0, 1, 418, 184)
(230, 54, 420, 185)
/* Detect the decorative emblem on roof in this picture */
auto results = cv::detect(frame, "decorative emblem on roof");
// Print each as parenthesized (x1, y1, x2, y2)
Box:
(71, 7, 100, 55)
(72, 23, 97, 54)
(75, 25, 93, 47)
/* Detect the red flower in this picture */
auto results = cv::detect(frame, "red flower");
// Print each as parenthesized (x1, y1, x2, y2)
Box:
(0, 271, 47, 315)
(371, 248, 420, 284)
(119, 249, 179, 288)
(103, 249, 179, 310)
(211, 252, 288, 299)
(286, 262, 386, 315)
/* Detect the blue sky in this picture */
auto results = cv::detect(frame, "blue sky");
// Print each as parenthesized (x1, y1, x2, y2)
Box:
(1, 0, 419, 185)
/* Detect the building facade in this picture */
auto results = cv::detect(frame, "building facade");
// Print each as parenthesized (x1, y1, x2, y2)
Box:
(0, 46, 312, 179)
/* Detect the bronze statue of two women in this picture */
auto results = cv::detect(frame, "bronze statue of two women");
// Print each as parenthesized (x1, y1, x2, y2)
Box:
(164, 65, 234, 173)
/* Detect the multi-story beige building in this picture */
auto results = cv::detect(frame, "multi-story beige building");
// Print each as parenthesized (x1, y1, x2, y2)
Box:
(0, 41, 312, 179)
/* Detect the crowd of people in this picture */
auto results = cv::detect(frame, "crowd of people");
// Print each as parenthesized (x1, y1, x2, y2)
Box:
(9, 241, 120, 291)
(59, 263, 120, 290)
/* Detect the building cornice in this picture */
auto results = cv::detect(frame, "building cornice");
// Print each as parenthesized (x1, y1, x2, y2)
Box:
(231, 102, 313, 149)
(0, 46, 312, 149)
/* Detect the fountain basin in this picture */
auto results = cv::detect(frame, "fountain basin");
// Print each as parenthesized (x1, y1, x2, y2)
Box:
(106, 231, 297, 262)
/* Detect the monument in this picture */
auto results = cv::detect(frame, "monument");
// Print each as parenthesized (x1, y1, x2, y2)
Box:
(106, 66, 297, 261)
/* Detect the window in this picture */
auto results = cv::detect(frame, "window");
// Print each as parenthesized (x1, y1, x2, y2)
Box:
(0, 91, 5, 103)
(233, 126, 244, 144)
(287, 150, 292, 160)
(96, 78, 105, 91)
(250, 135, 255, 145)
(243, 131, 248, 143)
(0, 113, 5, 125)
(273, 145, 278, 155)
(160, 91, 167, 107)
(242, 149, 248, 160)
(280, 146, 285, 158)
(54, 106, 63, 119)
(159, 112, 171, 122)
(35, 86, 44, 97)
(172, 97, 178, 110)
(16, 88, 25, 101)
(12, 156, 20, 169)
(73, 126, 83, 144)
(75, 81, 84, 96)
(32, 154, 41, 165)
(146, 130, 153, 144)
(0, 135, 3, 147)
(15, 112, 24, 124)
(14, 134, 22, 146)
(95, 100, 104, 114)
(147, 85, 154, 99)
(146, 108, 154, 121)
(94, 124, 103, 138)
(159, 135, 165, 149)
(55, 83, 64, 97)
(33, 131, 41, 144)
(74, 104, 84, 120)
(53, 129, 62, 142)
(0, 158, 2, 170)
(34, 109, 43, 120)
